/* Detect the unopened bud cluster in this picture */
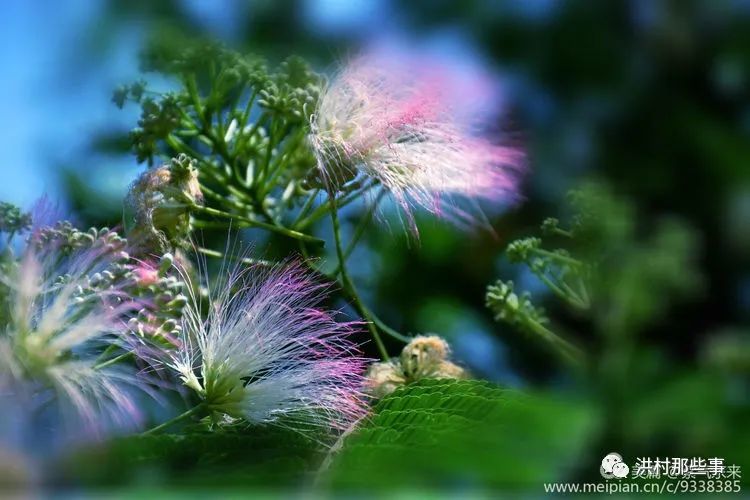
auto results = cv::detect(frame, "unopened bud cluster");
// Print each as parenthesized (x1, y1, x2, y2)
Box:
(366, 335, 468, 398)
(486, 280, 548, 327)
(0, 202, 32, 235)
(33, 221, 187, 344)
(126, 154, 203, 254)
(126, 253, 187, 343)
(258, 57, 320, 122)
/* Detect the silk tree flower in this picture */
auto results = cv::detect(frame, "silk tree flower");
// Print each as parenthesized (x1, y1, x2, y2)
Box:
(365, 335, 468, 399)
(0, 238, 147, 439)
(126, 154, 204, 255)
(167, 259, 367, 433)
(309, 49, 524, 230)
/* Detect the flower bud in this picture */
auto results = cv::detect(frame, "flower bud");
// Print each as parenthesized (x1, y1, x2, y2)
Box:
(126, 154, 203, 254)
(365, 334, 468, 398)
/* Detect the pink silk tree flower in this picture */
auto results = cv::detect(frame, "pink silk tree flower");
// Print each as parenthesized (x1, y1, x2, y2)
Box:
(309, 49, 524, 231)
(132, 260, 160, 287)
(167, 259, 368, 434)
(0, 237, 148, 440)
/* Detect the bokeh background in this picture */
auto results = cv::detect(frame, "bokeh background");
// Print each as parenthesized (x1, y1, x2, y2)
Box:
(1, 0, 749, 489)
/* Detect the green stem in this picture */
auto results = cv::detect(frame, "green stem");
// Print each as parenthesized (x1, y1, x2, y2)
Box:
(330, 198, 389, 359)
(550, 228, 574, 238)
(297, 227, 410, 344)
(193, 205, 324, 246)
(238, 112, 267, 157)
(260, 131, 304, 198)
(184, 74, 203, 117)
(142, 404, 205, 436)
(202, 126, 234, 174)
(257, 122, 277, 185)
(534, 272, 588, 310)
(531, 248, 584, 268)
(577, 276, 591, 306)
(331, 190, 386, 277)
(524, 318, 583, 367)
(166, 134, 203, 161)
(200, 184, 248, 212)
(197, 246, 273, 267)
(240, 89, 259, 126)
(93, 351, 133, 371)
(94, 344, 119, 363)
(295, 185, 370, 231)
(166, 135, 252, 205)
(559, 279, 590, 309)
(292, 189, 321, 227)
(361, 303, 412, 343)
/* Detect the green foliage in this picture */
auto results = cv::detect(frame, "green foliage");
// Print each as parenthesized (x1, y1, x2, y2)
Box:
(485, 279, 582, 365)
(564, 183, 700, 336)
(5, 2, 749, 492)
(0, 201, 32, 237)
(322, 379, 596, 489)
(59, 426, 326, 488)
(703, 329, 750, 374)
(119, 39, 325, 245)
(0, 201, 31, 327)
(116, 40, 407, 354)
(486, 280, 548, 329)
(0, 252, 12, 329)
(483, 183, 750, 471)
(487, 182, 701, 362)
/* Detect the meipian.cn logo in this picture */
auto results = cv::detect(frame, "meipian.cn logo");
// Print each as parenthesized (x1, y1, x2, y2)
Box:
(600, 452, 630, 479)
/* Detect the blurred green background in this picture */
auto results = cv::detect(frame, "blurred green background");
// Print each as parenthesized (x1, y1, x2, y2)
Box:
(1, 0, 748, 491)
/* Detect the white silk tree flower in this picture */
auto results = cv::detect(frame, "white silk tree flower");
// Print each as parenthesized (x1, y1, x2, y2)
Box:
(0, 237, 147, 439)
(309, 49, 524, 230)
(168, 260, 367, 433)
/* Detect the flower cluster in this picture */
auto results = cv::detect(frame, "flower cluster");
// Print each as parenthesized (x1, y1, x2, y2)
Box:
(0, 234, 146, 438)
(310, 50, 524, 230)
(0, 213, 196, 446)
(1, 213, 370, 446)
(32, 221, 187, 343)
(0, 44, 524, 458)
(168, 260, 367, 432)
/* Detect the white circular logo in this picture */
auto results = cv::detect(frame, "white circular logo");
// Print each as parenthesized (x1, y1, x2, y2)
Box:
(600, 452, 629, 479)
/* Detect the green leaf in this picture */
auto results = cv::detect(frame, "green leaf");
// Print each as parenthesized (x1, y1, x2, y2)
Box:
(57, 427, 326, 488)
(321, 379, 597, 490)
